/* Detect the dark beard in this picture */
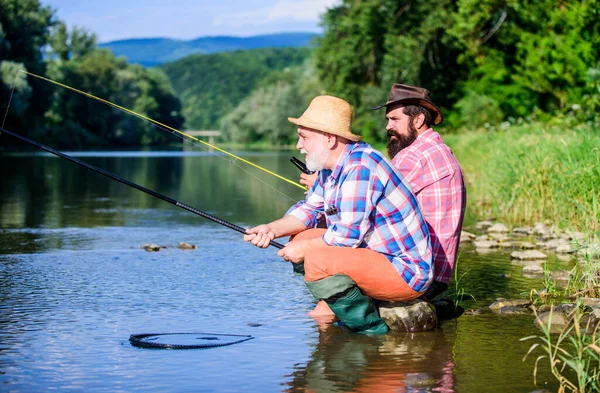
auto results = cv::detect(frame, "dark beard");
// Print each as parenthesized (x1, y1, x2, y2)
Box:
(386, 123, 419, 158)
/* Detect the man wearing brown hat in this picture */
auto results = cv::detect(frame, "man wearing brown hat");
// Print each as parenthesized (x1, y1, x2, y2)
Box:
(244, 95, 433, 334)
(374, 83, 466, 299)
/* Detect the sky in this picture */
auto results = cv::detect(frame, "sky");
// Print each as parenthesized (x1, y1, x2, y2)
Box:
(42, 0, 340, 43)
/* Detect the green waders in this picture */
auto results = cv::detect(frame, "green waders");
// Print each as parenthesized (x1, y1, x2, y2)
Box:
(296, 262, 389, 335)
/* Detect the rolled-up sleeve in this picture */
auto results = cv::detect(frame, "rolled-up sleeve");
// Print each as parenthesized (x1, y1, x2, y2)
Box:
(286, 175, 325, 228)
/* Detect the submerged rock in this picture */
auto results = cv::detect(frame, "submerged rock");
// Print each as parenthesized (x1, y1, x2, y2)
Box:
(474, 240, 498, 249)
(475, 220, 494, 230)
(177, 242, 197, 250)
(141, 243, 166, 252)
(460, 231, 476, 242)
(510, 250, 547, 260)
(522, 265, 544, 278)
(487, 223, 509, 233)
(378, 299, 437, 332)
(549, 270, 570, 288)
(489, 298, 532, 314)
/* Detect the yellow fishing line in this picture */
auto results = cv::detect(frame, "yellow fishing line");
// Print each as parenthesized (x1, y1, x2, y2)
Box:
(20, 70, 306, 190)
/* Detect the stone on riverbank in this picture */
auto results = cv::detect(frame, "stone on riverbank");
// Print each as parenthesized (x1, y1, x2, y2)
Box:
(489, 298, 532, 314)
(378, 299, 437, 332)
(460, 231, 476, 242)
(522, 265, 544, 277)
(487, 223, 509, 233)
(510, 250, 547, 260)
(474, 240, 498, 249)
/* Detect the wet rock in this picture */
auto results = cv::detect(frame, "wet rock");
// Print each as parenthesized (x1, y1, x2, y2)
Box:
(177, 242, 197, 250)
(581, 309, 600, 333)
(378, 299, 437, 332)
(463, 308, 486, 315)
(499, 241, 514, 248)
(540, 238, 570, 250)
(474, 240, 498, 249)
(460, 231, 477, 242)
(498, 306, 533, 315)
(518, 241, 536, 250)
(489, 233, 511, 241)
(577, 243, 600, 259)
(513, 227, 532, 236)
(534, 311, 569, 333)
(565, 231, 586, 242)
(580, 298, 600, 308)
(475, 220, 494, 230)
(555, 244, 573, 254)
(549, 270, 570, 288)
(141, 243, 166, 252)
(522, 265, 544, 277)
(510, 250, 547, 260)
(489, 298, 532, 314)
(487, 223, 509, 233)
(533, 222, 550, 235)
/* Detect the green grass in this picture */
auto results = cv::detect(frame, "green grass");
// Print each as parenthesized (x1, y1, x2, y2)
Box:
(445, 120, 600, 235)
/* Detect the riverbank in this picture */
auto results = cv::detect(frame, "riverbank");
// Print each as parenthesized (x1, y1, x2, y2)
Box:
(445, 119, 600, 237)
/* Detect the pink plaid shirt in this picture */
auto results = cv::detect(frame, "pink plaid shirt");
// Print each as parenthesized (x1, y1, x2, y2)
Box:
(392, 129, 466, 284)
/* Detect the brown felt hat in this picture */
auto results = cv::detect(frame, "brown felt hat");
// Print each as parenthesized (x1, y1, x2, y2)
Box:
(373, 83, 443, 125)
(288, 95, 361, 142)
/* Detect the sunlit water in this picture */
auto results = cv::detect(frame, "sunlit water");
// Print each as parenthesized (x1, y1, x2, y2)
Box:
(0, 149, 566, 392)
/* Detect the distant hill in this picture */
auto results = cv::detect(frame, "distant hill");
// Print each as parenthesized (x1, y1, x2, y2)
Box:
(160, 47, 311, 130)
(99, 33, 317, 67)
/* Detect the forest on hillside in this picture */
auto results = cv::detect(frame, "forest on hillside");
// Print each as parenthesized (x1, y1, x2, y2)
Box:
(1, 0, 599, 148)
(0, 0, 184, 148)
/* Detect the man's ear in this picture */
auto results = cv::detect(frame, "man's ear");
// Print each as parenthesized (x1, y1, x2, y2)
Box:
(326, 134, 338, 149)
(413, 113, 426, 129)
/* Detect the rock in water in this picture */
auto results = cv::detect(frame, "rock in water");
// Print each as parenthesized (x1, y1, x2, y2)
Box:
(378, 299, 437, 332)
(178, 242, 197, 250)
(141, 243, 165, 252)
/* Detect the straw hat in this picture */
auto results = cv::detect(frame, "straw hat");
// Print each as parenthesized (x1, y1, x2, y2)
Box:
(288, 95, 361, 142)
(373, 83, 443, 125)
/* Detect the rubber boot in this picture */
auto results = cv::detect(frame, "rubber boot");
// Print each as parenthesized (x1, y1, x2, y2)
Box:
(305, 275, 389, 335)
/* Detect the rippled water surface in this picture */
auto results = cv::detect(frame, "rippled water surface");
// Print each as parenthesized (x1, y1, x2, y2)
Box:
(0, 150, 567, 392)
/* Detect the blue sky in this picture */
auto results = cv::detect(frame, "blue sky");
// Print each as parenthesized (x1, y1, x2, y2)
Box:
(43, 0, 339, 43)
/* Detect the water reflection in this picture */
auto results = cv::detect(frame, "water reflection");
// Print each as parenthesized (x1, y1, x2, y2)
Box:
(286, 324, 456, 393)
(0, 150, 569, 392)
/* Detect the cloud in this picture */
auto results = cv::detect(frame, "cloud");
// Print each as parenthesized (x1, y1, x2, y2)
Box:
(214, 0, 340, 27)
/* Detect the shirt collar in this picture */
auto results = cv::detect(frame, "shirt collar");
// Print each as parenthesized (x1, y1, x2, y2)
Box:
(328, 142, 362, 182)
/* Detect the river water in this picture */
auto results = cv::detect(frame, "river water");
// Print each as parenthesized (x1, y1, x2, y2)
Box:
(0, 148, 567, 392)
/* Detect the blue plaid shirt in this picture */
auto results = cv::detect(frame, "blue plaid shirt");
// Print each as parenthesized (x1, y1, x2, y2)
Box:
(286, 142, 433, 292)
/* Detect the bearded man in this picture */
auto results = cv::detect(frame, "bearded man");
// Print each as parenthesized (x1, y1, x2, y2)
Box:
(244, 95, 433, 334)
(374, 84, 467, 299)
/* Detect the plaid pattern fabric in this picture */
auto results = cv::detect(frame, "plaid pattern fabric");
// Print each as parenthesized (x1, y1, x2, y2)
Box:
(392, 129, 466, 284)
(287, 142, 433, 292)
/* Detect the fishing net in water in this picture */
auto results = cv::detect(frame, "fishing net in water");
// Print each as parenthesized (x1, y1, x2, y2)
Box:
(129, 332, 254, 349)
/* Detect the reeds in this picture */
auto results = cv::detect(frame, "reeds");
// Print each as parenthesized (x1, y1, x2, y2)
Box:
(445, 120, 600, 235)
(521, 300, 600, 393)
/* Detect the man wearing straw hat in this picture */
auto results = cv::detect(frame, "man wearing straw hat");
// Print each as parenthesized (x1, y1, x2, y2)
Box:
(373, 84, 466, 300)
(299, 85, 467, 301)
(244, 95, 432, 334)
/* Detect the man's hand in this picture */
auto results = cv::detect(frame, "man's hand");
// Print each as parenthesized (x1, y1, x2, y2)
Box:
(299, 172, 318, 191)
(277, 239, 310, 263)
(244, 224, 276, 248)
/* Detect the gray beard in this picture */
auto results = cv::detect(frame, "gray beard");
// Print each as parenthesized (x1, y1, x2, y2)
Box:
(386, 124, 418, 158)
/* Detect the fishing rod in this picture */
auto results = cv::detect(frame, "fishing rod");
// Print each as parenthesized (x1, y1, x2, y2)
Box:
(0, 127, 285, 250)
(20, 70, 306, 190)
